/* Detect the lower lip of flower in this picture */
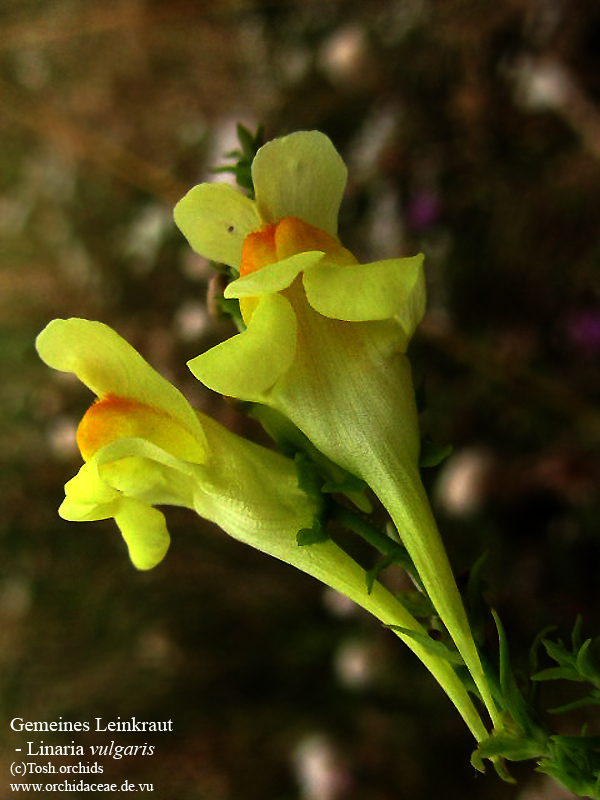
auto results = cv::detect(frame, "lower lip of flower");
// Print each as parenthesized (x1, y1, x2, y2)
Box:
(239, 215, 356, 320)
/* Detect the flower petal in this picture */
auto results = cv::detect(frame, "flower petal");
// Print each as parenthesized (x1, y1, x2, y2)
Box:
(174, 183, 261, 269)
(187, 293, 297, 398)
(395, 259, 426, 343)
(59, 464, 121, 522)
(114, 499, 170, 570)
(60, 460, 120, 511)
(225, 251, 324, 298)
(94, 437, 197, 508)
(252, 131, 347, 236)
(303, 253, 425, 325)
(36, 318, 208, 459)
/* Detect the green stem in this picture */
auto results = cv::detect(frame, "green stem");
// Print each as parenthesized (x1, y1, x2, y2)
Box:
(372, 462, 502, 731)
(304, 539, 490, 744)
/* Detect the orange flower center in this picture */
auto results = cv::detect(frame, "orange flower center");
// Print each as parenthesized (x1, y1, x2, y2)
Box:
(76, 394, 184, 462)
(239, 216, 356, 320)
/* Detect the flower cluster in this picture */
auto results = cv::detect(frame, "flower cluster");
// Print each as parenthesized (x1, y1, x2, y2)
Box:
(37, 315, 485, 742)
(38, 130, 499, 754)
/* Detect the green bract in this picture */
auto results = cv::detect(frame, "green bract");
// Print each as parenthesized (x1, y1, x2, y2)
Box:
(175, 130, 500, 731)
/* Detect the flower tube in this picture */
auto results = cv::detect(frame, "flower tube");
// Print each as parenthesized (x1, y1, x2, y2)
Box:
(175, 131, 500, 730)
(37, 317, 488, 742)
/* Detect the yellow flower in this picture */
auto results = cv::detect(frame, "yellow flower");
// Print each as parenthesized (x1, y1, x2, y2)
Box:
(36, 318, 323, 572)
(175, 131, 500, 730)
(37, 317, 489, 742)
(175, 131, 425, 488)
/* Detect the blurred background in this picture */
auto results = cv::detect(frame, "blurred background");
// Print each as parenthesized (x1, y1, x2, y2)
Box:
(1, 0, 599, 797)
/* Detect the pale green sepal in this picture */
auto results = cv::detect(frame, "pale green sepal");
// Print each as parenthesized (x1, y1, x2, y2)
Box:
(187, 294, 296, 398)
(303, 253, 425, 332)
(252, 131, 347, 236)
(114, 498, 170, 570)
(36, 319, 208, 460)
(224, 251, 324, 298)
(174, 182, 261, 270)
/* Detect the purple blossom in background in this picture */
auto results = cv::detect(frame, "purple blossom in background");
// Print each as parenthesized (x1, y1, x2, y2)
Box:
(406, 188, 440, 231)
(565, 308, 600, 353)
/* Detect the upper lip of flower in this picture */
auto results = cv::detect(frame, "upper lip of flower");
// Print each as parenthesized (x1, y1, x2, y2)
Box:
(173, 130, 348, 272)
(35, 318, 212, 571)
(36, 318, 209, 465)
(174, 130, 426, 337)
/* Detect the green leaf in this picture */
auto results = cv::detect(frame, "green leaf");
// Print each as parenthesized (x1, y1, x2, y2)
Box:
(572, 614, 584, 652)
(419, 437, 453, 468)
(296, 522, 329, 546)
(237, 123, 264, 160)
(477, 733, 546, 762)
(365, 555, 398, 595)
(294, 452, 324, 502)
(214, 295, 245, 330)
(492, 610, 541, 736)
(466, 552, 489, 647)
(384, 625, 464, 666)
(551, 733, 600, 750)
(533, 621, 600, 689)
(532, 666, 583, 682)
(549, 693, 600, 714)
(542, 637, 573, 667)
(211, 124, 265, 198)
(321, 473, 368, 494)
(576, 638, 600, 684)
(537, 735, 600, 799)
(394, 589, 436, 619)
(529, 626, 557, 680)
(329, 503, 422, 590)
(234, 163, 254, 194)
